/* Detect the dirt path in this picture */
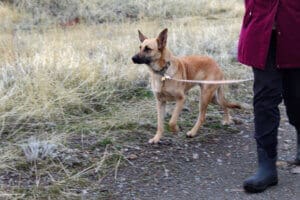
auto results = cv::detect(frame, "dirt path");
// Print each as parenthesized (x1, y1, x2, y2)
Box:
(99, 108, 299, 200)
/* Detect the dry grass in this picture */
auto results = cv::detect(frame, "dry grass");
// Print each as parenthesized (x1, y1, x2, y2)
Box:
(0, 0, 252, 198)
(8, 0, 244, 25)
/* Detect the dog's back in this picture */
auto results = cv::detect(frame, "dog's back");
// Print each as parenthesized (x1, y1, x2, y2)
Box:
(179, 55, 223, 82)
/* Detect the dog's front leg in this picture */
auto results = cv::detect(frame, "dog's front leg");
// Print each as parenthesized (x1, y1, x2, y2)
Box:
(149, 99, 166, 144)
(169, 96, 185, 133)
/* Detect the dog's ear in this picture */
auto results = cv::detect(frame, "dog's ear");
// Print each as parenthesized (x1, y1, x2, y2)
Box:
(157, 28, 168, 50)
(138, 30, 148, 42)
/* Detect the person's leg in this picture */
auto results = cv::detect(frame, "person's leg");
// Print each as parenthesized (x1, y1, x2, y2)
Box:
(282, 69, 300, 165)
(243, 31, 282, 193)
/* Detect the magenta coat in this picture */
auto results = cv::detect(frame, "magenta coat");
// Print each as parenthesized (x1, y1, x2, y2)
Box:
(238, 0, 300, 69)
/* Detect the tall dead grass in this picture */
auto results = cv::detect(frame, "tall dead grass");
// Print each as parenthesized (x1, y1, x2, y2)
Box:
(0, 0, 248, 134)
(8, 0, 244, 25)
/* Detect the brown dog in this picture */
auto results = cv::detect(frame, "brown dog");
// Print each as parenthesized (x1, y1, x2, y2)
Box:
(132, 28, 241, 144)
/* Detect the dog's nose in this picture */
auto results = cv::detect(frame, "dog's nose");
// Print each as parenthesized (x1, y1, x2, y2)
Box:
(132, 55, 138, 63)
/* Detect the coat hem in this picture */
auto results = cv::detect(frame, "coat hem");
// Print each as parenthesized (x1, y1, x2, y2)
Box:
(238, 58, 265, 69)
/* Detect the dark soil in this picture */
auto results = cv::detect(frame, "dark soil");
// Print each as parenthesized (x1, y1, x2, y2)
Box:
(99, 106, 299, 200)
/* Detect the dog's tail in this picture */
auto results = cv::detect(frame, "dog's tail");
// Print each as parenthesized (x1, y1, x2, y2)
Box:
(215, 86, 241, 109)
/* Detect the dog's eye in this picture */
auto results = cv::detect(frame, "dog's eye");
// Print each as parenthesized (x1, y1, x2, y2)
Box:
(144, 46, 152, 52)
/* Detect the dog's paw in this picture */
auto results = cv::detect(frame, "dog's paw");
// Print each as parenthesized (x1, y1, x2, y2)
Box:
(186, 131, 197, 138)
(148, 136, 161, 144)
(169, 124, 180, 133)
(222, 119, 234, 125)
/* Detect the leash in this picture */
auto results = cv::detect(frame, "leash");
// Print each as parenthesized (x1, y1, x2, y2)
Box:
(162, 75, 253, 84)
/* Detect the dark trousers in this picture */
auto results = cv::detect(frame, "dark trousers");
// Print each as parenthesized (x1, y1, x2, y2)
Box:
(253, 31, 300, 158)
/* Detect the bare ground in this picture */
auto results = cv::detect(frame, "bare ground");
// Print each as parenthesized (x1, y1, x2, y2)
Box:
(98, 106, 299, 200)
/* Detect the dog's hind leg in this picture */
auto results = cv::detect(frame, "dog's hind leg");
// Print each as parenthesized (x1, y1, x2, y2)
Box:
(149, 99, 166, 144)
(216, 86, 234, 125)
(169, 95, 185, 133)
(187, 85, 216, 137)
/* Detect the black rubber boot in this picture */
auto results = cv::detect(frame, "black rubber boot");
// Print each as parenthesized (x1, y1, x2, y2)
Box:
(243, 148, 278, 193)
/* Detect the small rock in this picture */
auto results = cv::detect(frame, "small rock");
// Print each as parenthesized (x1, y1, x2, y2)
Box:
(127, 154, 138, 160)
(240, 103, 252, 109)
(291, 167, 300, 174)
(120, 177, 126, 182)
(185, 157, 190, 162)
(230, 188, 244, 192)
(284, 139, 292, 144)
(195, 177, 201, 183)
(153, 156, 159, 160)
(163, 165, 169, 177)
(282, 144, 290, 151)
(276, 161, 288, 168)
(134, 146, 141, 150)
(242, 145, 249, 151)
(82, 190, 88, 195)
(182, 190, 189, 194)
(82, 153, 89, 159)
(193, 153, 199, 160)
(203, 152, 211, 158)
(217, 159, 223, 165)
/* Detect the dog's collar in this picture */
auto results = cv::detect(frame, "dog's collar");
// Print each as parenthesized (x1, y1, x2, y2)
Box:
(152, 61, 171, 77)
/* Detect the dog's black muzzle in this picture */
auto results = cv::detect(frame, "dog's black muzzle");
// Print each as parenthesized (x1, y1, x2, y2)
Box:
(132, 54, 151, 65)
